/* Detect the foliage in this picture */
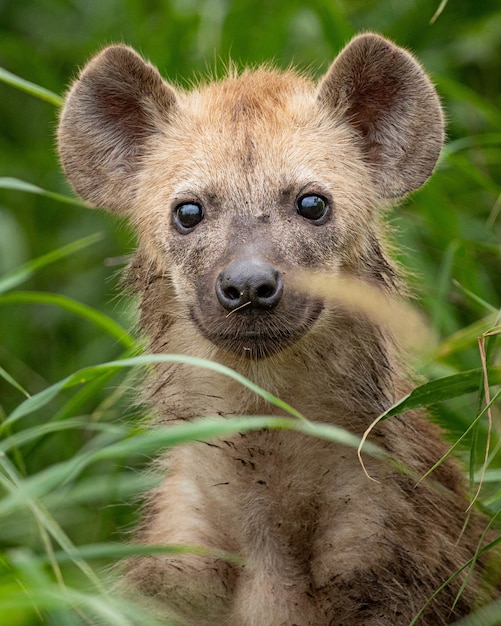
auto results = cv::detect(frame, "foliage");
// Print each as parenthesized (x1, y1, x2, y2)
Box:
(0, 1, 500, 624)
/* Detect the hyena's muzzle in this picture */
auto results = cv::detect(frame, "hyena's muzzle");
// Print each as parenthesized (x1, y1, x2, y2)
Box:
(192, 250, 324, 360)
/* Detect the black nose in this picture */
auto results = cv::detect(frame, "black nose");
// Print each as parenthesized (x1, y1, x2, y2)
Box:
(216, 258, 283, 311)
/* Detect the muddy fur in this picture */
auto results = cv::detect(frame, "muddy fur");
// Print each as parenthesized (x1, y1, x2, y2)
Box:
(58, 34, 497, 625)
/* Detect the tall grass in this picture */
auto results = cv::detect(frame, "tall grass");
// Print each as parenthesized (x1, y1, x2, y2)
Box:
(0, 2, 500, 624)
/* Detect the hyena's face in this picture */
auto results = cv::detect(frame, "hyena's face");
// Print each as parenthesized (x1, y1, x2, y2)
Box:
(58, 35, 444, 359)
(131, 74, 377, 358)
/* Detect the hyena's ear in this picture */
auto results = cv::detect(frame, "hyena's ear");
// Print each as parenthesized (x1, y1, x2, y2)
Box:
(318, 33, 444, 198)
(58, 45, 177, 212)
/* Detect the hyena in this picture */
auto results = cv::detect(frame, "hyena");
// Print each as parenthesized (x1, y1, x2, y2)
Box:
(58, 34, 497, 626)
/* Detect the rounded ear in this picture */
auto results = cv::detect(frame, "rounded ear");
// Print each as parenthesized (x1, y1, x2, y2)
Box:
(317, 33, 444, 199)
(58, 45, 178, 212)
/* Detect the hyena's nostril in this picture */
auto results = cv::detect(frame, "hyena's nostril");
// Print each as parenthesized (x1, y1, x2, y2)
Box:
(225, 286, 241, 302)
(216, 259, 283, 311)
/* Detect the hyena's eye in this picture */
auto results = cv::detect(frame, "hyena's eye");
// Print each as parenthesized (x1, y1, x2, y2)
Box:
(296, 194, 330, 224)
(173, 202, 204, 233)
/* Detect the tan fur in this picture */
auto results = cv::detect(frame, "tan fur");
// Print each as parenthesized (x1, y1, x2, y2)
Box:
(58, 34, 497, 625)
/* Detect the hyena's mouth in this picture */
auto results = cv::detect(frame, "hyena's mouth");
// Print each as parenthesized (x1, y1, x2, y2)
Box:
(190, 301, 323, 359)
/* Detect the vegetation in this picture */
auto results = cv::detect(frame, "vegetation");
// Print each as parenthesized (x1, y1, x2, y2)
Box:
(0, 1, 500, 624)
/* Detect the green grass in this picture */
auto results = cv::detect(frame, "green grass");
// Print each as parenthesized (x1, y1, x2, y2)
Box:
(0, 2, 500, 624)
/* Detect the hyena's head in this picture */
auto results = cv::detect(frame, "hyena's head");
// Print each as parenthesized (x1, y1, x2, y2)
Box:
(58, 34, 443, 360)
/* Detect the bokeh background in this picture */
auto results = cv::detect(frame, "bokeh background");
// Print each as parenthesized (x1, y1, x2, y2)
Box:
(0, 1, 500, 624)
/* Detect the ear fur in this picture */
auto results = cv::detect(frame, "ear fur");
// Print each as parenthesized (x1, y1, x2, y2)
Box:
(318, 33, 444, 198)
(58, 45, 178, 212)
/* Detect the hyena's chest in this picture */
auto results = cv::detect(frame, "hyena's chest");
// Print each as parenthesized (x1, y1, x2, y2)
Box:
(185, 433, 360, 555)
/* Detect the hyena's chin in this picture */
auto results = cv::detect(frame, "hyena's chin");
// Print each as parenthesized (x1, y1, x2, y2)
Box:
(190, 299, 324, 360)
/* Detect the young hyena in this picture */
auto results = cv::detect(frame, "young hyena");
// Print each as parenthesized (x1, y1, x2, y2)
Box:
(58, 34, 496, 625)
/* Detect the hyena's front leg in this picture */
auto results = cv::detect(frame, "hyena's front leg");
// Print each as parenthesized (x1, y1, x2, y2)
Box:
(122, 466, 240, 625)
(124, 552, 237, 625)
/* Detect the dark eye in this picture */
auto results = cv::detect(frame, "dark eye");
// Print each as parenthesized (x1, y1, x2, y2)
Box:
(296, 194, 329, 223)
(173, 202, 204, 232)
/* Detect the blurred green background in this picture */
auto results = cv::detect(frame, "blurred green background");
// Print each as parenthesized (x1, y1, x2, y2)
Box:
(0, 1, 500, 624)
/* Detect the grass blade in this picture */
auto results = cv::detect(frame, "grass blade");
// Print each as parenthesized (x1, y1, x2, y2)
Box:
(2, 354, 308, 429)
(430, 0, 448, 24)
(0, 291, 136, 350)
(34, 541, 246, 567)
(0, 365, 30, 398)
(383, 367, 501, 420)
(0, 233, 102, 294)
(0, 418, 127, 455)
(425, 314, 497, 361)
(0, 177, 88, 207)
(0, 67, 62, 106)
